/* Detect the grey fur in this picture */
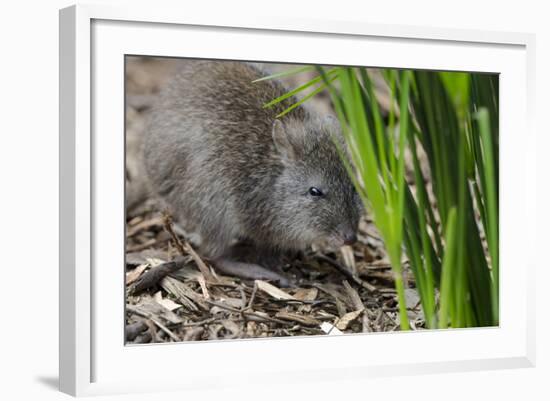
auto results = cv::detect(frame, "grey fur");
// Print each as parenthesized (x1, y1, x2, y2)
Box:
(143, 60, 361, 262)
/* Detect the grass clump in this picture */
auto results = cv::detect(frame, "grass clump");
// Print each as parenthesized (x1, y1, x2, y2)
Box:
(263, 65, 499, 330)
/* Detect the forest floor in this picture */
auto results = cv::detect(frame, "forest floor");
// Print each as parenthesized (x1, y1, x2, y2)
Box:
(124, 56, 424, 344)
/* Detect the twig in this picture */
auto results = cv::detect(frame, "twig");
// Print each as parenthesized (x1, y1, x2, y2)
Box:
(239, 288, 247, 310)
(314, 253, 377, 292)
(143, 319, 158, 343)
(161, 212, 187, 255)
(162, 212, 215, 282)
(246, 281, 258, 311)
(128, 257, 188, 294)
(126, 238, 159, 253)
(314, 283, 348, 317)
(126, 304, 181, 341)
(362, 310, 372, 333)
(181, 317, 218, 327)
(126, 216, 164, 237)
(205, 299, 244, 314)
(195, 268, 211, 299)
(186, 243, 215, 282)
(160, 276, 206, 312)
(205, 299, 293, 326)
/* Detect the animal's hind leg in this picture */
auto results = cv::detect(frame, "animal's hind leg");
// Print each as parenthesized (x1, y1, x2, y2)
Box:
(212, 258, 291, 287)
(199, 232, 292, 286)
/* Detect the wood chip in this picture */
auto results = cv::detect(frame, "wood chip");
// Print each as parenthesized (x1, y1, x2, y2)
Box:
(405, 288, 421, 308)
(320, 322, 344, 335)
(153, 291, 182, 312)
(183, 327, 205, 341)
(340, 245, 356, 275)
(292, 287, 318, 301)
(160, 276, 207, 311)
(126, 263, 148, 285)
(275, 311, 320, 327)
(343, 280, 364, 311)
(126, 301, 183, 325)
(218, 297, 244, 309)
(405, 288, 424, 321)
(220, 320, 242, 338)
(126, 249, 169, 266)
(255, 280, 296, 301)
(145, 257, 165, 267)
(336, 309, 364, 330)
(187, 271, 210, 299)
(314, 284, 349, 316)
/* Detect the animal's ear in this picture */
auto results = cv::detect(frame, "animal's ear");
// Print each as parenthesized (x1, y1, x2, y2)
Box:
(322, 114, 340, 131)
(322, 114, 345, 147)
(272, 119, 296, 160)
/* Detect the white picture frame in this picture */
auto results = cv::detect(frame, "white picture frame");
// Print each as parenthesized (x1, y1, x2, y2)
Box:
(59, 3, 536, 397)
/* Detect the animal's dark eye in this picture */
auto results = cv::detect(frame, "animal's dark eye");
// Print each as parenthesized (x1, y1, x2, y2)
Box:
(308, 187, 324, 197)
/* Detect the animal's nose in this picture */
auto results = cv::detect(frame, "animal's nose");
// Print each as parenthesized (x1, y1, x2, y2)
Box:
(343, 232, 357, 246)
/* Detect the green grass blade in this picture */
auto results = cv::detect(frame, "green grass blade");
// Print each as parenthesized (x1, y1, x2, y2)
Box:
(264, 69, 338, 109)
(251, 65, 314, 82)
(438, 208, 458, 329)
(476, 108, 499, 323)
(274, 77, 337, 118)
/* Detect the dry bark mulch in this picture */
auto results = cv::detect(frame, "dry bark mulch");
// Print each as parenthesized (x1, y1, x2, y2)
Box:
(125, 203, 424, 344)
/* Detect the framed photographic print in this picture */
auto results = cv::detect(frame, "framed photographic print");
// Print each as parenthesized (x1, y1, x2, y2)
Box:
(59, 3, 536, 396)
